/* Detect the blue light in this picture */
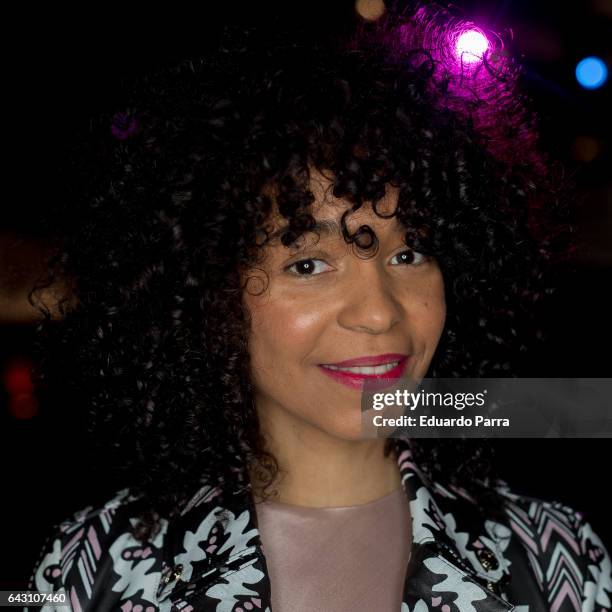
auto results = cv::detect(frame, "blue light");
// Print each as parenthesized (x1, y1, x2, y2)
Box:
(575, 56, 608, 90)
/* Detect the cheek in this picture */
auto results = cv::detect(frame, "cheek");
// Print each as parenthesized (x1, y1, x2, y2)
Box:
(430, 282, 447, 337)
(245, 292, 328, 373)
(408, 274, 446, 343)
(427, 300, 447, 349)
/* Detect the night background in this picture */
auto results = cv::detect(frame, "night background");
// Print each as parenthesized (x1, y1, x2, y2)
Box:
(1, 0, 610, 588)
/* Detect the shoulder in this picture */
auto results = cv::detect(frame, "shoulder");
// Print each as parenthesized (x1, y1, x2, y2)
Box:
(493, 479, 612, 610)
(27, 486, 169, 611)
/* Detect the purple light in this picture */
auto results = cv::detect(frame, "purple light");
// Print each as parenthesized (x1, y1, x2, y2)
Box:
(111, 111, 140, 141)
(455, 28, 489, 64)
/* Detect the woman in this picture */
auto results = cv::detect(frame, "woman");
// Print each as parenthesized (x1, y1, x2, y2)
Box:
(27, 3, 611, 611)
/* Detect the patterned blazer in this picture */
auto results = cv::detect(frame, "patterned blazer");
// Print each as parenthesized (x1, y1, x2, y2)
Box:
(28, 438, 611, 611)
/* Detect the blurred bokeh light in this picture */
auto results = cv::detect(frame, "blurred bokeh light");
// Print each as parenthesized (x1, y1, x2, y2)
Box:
(575, 55, 608, 89)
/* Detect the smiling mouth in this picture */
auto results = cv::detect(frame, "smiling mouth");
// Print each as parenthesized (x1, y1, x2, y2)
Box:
(317, 358, 410, 390)
(322, 361, 401, 375)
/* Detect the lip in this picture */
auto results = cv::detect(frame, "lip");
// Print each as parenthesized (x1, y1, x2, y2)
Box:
(320, 353, 409, 367)
(317, 356, 410, 391)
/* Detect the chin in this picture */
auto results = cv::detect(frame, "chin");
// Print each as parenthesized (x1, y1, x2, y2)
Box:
(318, 417, 369, 442)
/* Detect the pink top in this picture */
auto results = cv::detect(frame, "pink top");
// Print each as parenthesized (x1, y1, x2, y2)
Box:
(254, 486, 412, 612)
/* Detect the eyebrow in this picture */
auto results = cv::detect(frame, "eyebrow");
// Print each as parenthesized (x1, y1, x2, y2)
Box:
(268, 216, 406, 250)
(268, 218, 343, 243)
(278, 217, 405, 240)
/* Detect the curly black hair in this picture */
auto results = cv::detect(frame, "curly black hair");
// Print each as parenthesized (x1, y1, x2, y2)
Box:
(29, 3, 572, 542)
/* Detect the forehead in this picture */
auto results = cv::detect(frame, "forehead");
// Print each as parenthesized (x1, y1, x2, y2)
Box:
(265, 167, 404, 246)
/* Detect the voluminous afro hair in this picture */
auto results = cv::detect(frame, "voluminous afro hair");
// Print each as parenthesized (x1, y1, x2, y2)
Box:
(30, 3, 572, 542)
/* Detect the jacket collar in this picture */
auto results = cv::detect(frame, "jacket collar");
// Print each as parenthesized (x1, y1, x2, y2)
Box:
(157, 437, 515, 610)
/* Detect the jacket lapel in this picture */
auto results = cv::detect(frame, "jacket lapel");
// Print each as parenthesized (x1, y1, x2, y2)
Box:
(156, 483, 268, 610)
(157, 438, 516, 611)
(396, 440, 515, 611)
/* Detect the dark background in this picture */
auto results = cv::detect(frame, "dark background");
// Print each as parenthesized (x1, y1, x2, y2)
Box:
(1, 0, 610, 588)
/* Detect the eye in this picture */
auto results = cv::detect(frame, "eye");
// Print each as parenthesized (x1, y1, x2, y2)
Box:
(285, 258, 332, 277)
(390, 249, 427, 266)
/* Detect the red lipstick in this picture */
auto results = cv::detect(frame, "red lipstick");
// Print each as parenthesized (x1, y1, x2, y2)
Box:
(318, 354, 410, 391)
(321, 353, 408, 367)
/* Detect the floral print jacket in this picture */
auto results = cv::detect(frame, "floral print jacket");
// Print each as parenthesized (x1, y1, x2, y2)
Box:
(28, 438, 612, 611)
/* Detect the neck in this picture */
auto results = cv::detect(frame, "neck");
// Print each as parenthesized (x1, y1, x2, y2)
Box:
(249, 405, 402, 507)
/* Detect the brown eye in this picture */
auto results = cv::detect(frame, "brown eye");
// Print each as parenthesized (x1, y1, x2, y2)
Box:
(390, 250, 426, 265)
(285, 258, 331, 276)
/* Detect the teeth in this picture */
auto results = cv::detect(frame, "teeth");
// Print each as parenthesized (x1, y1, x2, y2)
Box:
(323, 361, 400, 375)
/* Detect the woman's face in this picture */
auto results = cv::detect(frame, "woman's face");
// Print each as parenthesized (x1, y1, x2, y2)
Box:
(242, 169, 446, 441)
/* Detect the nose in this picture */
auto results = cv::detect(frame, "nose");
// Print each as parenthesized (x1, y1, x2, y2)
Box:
(336, 262, 404, 334)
